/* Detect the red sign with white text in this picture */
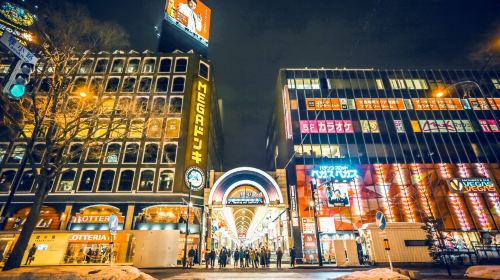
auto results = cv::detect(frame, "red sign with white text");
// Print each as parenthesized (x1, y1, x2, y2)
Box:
(299, 120, 354, 134)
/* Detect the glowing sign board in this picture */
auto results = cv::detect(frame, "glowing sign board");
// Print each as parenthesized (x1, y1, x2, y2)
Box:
(447, 178, 496, 193)
(479, 120, 500, 132)
(165, 0, 211, 46)
(0, 2, 35, 45)
(311, 166, 358, 182)
(412, 98, 463, 110)
(299, 120, 353, 134)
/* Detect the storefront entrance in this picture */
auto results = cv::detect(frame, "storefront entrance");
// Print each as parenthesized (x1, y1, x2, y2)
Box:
(204, 168, 290, 254)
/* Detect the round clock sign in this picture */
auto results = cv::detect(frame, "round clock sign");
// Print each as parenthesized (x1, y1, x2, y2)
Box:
(185, 166, 205, 191)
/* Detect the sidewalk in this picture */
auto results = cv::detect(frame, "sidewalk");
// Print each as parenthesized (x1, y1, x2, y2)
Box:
(0, 266, 155, 280)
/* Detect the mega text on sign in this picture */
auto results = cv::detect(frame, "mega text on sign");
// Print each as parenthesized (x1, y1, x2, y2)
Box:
(185, 77, 212, 175)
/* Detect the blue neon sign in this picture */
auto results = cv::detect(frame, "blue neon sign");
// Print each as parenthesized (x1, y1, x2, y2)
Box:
(311, 166, 358, 181)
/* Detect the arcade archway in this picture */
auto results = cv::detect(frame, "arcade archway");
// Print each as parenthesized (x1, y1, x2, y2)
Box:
(205, 167, 289, 252)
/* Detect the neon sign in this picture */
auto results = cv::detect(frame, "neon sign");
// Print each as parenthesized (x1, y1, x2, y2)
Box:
(311, 166, 358, 181)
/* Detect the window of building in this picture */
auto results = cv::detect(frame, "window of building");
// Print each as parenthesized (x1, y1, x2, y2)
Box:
(8, 144, 26, 163)
(71, 77, 87, 92)
(58, 169, 76, 192)
(68, 143, 84, 164)
(78, 59, 93, 74)
(111, 58, 125, 73)
(122, 77, 136, 92)
(126, 58, 140, 73)
(0, 170, 16, 192)
(155, 77, 169, 93)
(105, 143, 121, 163)
(138, 77, 152, 93)
(171, 77, 185, 93)
(101, 98, 115, 114)
(158, 169, 174, 192)
(492, 78, 500, 90)
(105, 77, 120, 92)
(0, 144, 8, 163)
(138, 170, 154, 192)
(199, 61, 209, 80)
(162, 143, 177, 163)
(135, 97, 149, 113)
(159, 58, 172, 73)
(22, 124, 34, 138)
(95, 58, 109, 73)
(76, 120, 90, 139)
(110, 119, 127, 138)
(143, 143, 158, 163)
(18, 171, 35, 192)
(129, 119, 144, 138)
(123, 143, 139, 163)
(165, 118, 181, 138)
(78, 169, 96, 192)
(86, 144, 103, 163)
(117, 97, 132, 113)
(375, 79, 385, 90)
(389, 79, 406, 90)
(118, 170, 134, 192)
(93, 120, 109, 138)
(98, 170, 115, 192)
(66, 97, 80, 113)
(328, 79, 351, 89)
(64, 59, 78, 74)
(152, 97, 166, 114)
(174, 58, 188, 73)
(31, 143, 45, 163)
(169, 97, 183, 113)
(143, 58, 156, 73)
(39, 78, 51, 92)
(146, 118, 163, 138)
(89, 77, 104, 92)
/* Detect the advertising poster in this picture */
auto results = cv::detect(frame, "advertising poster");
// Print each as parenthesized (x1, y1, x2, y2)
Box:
(360, 120, 380, 133)
(165, 0, 211, 45)
(326, 184, 350, 207)
(394, 120, 405, 133)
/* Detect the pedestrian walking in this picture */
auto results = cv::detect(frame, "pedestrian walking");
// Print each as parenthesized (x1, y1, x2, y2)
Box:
(188, 247, 195, 267)
(239, 247, 245, 268)
(249, 249, 256, 268)
(209, 249, 215, 268)
(266, 247, 271, 268)
(204, 250, 210, 268)
(233, 248, 239, 268)
(25, 244, 37, 265)
(290, 247, 296, 268)
(245, 248, 250, 267)
(276, 247, 283, 268)
(259, 248, 266, 268)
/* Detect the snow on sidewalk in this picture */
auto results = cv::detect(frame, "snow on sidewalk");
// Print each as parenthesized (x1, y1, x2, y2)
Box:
(0, 265, 157, 280)
(334, 268, 410, 280)
(465, 265, 500, 280)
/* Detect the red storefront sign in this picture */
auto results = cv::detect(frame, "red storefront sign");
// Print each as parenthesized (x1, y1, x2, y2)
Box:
(299, 120, 354, 133)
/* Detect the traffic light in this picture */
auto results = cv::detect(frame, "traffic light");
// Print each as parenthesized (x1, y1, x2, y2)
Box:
(3, 59, 35, 100)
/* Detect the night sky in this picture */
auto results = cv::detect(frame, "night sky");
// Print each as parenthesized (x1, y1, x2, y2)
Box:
(67, 0, 499, 170)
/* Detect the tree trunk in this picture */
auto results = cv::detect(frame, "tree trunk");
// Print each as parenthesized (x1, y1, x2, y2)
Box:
(2, 179, 48, 271)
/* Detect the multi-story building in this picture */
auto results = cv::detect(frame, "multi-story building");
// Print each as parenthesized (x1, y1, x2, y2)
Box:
(0, 50, 223, 264)
(267, 68, 500, 262)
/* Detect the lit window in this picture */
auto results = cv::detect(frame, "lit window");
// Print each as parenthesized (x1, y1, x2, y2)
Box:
(111, 58, 125, 73)
(89, 77, 104, 92)
(142, 58, 156, 73)
(171, 77, 185, 93)
(413, 79, 428, 90)
(110, 119, 127, 138)
(58, 170, 76, 192)
(287, 79, 295, 89)
(174, 58, 188, 73)
(0, 170, 16, 192)
(165, 118, 181, 138)
(93, 120, 109, 138)
(139, 170, 155, 192)
(71, 77, 87, 92)
(310, 79, 320, 89)
(159, 58, 172, 73)
(78, 170, 96, 192)
(22, 124, 34, 138)
(158, 169, 174, 192)
(123, 143, 139, 163)
(375, 79, 384, 90)
(101, 98, 115, 114)
(492, 79, 500, 90)
(105, 143, 121, 163)
(98, 170, 115, 192)
(162, 143, 177, 163)
(76, 120, 90, 139)
(0, 144, 9, 163)
(8, 144, 26, 163)
(146, 118, 163, 138)
(389, 79, 406, 90)
(78, 59, 93, 74)
(129, 119, 144, 138)
(143, 143, 159, 163)
(117, 97, 132, 113)
(126, 58, 140, 73)
(118, 170, 134, 191)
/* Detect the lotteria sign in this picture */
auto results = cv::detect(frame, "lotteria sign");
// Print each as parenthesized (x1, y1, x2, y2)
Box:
(447, 178, 497, 193)
(69, 234, 109, 242)
(311, 166, 358, 181)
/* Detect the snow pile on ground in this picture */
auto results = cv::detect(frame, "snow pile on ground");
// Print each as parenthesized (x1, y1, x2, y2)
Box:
(335, 268, 409, 280)
(465, 265, 500, 280)
(0, 265, 157, 280)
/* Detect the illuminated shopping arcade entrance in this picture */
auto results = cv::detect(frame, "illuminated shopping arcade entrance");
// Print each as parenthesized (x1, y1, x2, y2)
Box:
(204, 168, 290, 252)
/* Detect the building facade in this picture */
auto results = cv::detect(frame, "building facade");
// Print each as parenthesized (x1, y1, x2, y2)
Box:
(267, 68, 500, 262)
(0, 50, 223, 264)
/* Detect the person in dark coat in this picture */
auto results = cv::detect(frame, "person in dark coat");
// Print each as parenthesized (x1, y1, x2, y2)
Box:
(233, 248, 239, 268)
(289, 247, 296, 268)
(25, 244, 37, 265)
(266, 247, 271, 267)
(188, 247, 195, 268)
(276, 247, 283, 268)
(204, 250, 210, 268)
(209, 249, 215, 268)
(259, 248, 266, 268)
(245, 248, 250, 267)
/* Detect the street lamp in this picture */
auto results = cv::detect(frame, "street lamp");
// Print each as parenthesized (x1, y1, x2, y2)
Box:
(309, 177, 323, 267)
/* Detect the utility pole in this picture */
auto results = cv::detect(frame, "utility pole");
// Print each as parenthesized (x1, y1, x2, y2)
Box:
(310, 179, 323, 267)
(182, 186, 192, 268)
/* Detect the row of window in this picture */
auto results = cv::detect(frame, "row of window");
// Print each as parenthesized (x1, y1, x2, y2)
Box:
(0, 142, 178, 165)
(0, 168, 175, 193)
(40, 75, 186, 94)
(287, 77, 500, 91)
(75, 57, 186, 75)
